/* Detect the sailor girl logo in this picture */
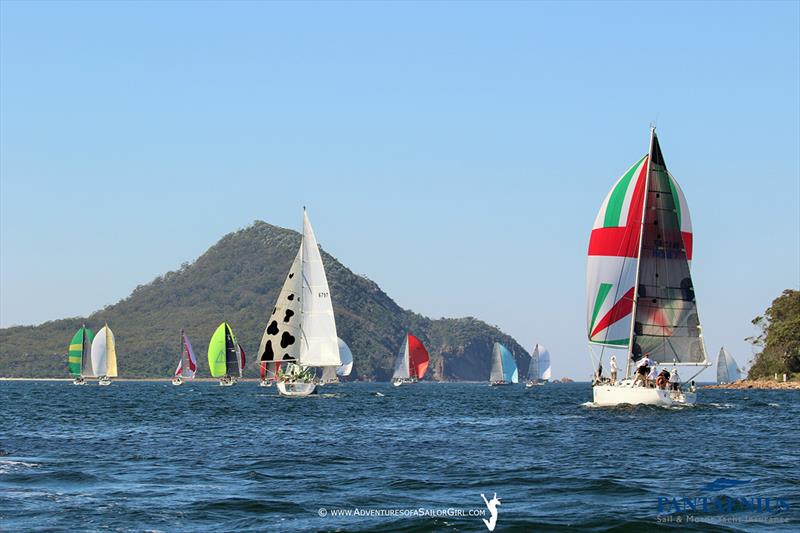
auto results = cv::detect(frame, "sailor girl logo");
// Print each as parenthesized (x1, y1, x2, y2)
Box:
(480, 493, 501, 531)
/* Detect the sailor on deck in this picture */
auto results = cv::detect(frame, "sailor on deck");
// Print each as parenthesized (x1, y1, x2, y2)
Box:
(609, 356, 618, 383)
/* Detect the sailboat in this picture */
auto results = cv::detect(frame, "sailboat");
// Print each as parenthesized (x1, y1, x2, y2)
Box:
(256, 209, 341, 397)
(716, 347, 742, 384)
(91, 324, 118, 386)
(525, 344, 550, 387)
(391, 333, 430, 386)
(208, 322, 241, 386)
(489, 342, 519, 386)
(586, 128, 709, 406)
(68, 325, 94, 385)
(319, 338, 354, 386)
(172, 329, 197, 386)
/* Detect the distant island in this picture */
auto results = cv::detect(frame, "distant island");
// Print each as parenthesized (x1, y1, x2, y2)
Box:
(0, 221, 531, 381)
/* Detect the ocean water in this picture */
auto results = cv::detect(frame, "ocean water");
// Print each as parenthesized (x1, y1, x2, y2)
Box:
(1, 381, 798, 532)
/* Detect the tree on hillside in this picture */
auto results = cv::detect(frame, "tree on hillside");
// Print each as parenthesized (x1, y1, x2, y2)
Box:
(746, 289, 800, 379)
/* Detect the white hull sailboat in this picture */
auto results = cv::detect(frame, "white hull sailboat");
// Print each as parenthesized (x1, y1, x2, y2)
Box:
(91, 324, 118, 386)
(489, 342, 518, 387)
(593, 380, 697, 406)
(525, 344, 550, 387)
(585, 128, 709, 407)
(208, 322, 242, 387)
(68, 325, 94, 385)
(391, 334, 429, 387)
(256, 209, 342, 398)
(172, 329, 198, 386)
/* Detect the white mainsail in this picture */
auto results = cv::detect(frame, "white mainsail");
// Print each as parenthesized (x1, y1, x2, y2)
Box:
(392, 335, 411, 380)
(298, 210, 340, 368)
(91, 325, 117, 377)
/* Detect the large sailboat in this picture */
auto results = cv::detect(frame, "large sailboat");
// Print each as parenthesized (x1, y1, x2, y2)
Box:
(208, 322, 241, 386)
(489, 342, 518, 386)
(525, 343, 550, 387)
(68, 325, 94, 385)
(172, 329, 198, 386)
(319, 338, 354, 386)
(586, 128, 709, 406)
(716, 347, 742, 384)
(256, 209, 341, 397)
(91, 324, 118, 386)
(391, 333, 429, 386)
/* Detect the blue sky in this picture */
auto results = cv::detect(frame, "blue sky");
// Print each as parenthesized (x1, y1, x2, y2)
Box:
(1, 1, 798, 379)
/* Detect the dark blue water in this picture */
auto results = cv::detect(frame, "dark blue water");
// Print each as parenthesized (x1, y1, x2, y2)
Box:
(1, 382, 798, 532)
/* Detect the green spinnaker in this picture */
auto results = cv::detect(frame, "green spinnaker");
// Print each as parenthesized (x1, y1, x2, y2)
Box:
(208, 322, 233, 377)
(68, 326, 94, 377)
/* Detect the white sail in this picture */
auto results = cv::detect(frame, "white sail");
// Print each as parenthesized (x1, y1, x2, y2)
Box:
(536, 344, 551, 381)
(337, 337, 353, 376)
(298, 210, 341, 367)
(257, 247, 302, 368)
(527, 345, 539, 381)
(392, 335, 411, 380)
(91, 325, 117, 377)
(320, 365, 339, 383)
(717, 347, 741, 384)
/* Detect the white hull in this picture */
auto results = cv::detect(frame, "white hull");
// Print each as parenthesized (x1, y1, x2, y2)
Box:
(219, 379, 235, 387)
(72, 379, 86, 386)
(172, 379, 183, 386)
(592, 384, 696, 406)
(259, 380, 272, 387)
(98, 377, 112, 386)
(277, 381, 317, 397)
(490, 381, 513, 387)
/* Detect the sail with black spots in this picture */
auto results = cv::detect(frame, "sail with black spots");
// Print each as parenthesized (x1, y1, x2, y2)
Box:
(257, 247, 302, 375)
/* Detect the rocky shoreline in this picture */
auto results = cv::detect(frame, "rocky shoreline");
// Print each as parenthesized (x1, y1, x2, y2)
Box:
(705, 379, 800, 390)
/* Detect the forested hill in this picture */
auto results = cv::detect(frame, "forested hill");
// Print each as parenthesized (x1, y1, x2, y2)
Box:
(0, 221, 530, 380)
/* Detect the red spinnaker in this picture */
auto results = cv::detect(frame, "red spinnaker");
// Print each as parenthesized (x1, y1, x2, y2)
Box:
(408, 334, 430, 379)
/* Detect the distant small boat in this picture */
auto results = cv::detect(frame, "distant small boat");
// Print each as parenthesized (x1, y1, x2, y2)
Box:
(91, 324, 118, 386)
(208, 322, 241, 386)
(525, 344, 550, 387)
(391, 333, 429, 386)
(489, 342, 518, 386)
(68, 324, 94, 385)
(716, 347, 742, 384)
(319, 338, 354, 386)
(256, 209, 342, 397)
(172, 329, 197, 386)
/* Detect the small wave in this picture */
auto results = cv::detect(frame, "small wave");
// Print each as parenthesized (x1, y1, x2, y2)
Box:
(768, 402, 780, 407)
(0, 460, 41, 473)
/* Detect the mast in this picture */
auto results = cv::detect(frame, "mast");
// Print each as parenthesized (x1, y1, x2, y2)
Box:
(624, 126, 656, 379)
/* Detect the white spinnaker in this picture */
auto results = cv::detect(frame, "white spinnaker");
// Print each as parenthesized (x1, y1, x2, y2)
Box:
(536, 344, 551, 380)
(91, 325, 115, 377)
(337, 338, 353, 376)
(299, 210, 340, 367)
(392, 335, 410, 379)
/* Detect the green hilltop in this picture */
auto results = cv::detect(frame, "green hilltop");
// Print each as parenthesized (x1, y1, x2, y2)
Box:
(0, 221, 530, 380)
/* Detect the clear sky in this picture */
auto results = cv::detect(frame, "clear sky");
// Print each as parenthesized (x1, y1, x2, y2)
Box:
(1, 1, 798, 379)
